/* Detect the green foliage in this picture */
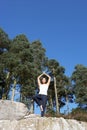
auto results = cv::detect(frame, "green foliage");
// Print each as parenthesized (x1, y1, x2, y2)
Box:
(0, 28, 11, 51)
(71, 64, 87, 105)
(47, 59, 70, 106)
(0, 28, 73, 114)
(0, 29, 47, 101)
(30, 40, 46, 73)
(46, 108, 56, 117)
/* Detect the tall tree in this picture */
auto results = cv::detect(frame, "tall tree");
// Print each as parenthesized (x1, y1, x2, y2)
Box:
(0, 28, 11, 98)
(0, 28, 72, 114)
(71, 64, 87, 107)
(29, 40, 47, 112)
(30, 40, 46, 73)
(46, 59, 69, 114)
(10, 34, 36, 100)
(0, 33, 35, 100)
(0, 31, 47, 113)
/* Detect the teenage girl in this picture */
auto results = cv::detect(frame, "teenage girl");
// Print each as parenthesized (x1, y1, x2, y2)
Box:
(33, 72, 51, 117)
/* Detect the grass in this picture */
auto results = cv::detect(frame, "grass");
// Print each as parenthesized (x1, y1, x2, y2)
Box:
(45, 108, 87, 122)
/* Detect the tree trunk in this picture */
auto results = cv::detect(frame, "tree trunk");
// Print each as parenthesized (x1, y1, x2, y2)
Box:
(54, 77, 59, 114)
(29, 101, 34, 114)
(11, 87, 15, 101)
(49, 95, 53, 110)
(66, 95, 69, 114)
(11, 79, 16, 101)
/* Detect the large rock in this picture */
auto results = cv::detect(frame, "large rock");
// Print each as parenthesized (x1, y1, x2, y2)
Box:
(0, 100, 29, 120)
(0, 100, 87, 130)
(0, 116, 87, 130)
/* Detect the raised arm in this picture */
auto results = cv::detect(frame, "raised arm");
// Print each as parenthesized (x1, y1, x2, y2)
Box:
(37, 73, 44, 88)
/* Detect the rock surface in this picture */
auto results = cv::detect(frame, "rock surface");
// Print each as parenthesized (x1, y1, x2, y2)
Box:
(0, 100, 87, 130)
(0, 100, 29, 120)
(0, 116, 87, 130)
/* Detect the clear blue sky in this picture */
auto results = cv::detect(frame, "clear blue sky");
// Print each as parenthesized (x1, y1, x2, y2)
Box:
(0, 0, 87, 77)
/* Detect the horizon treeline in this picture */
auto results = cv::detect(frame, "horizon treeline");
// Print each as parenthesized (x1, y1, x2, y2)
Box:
(0, 27, 87, 115)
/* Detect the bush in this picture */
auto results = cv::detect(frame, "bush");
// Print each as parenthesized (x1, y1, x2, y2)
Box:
(67, 108, 87, 122)
(45, 108, 87, 122)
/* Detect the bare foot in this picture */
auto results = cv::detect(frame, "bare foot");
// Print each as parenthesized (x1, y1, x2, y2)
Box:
(40, 105, 43, 111)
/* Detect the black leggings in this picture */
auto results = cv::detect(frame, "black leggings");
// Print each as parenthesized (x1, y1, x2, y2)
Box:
(33, 94, 48, 117)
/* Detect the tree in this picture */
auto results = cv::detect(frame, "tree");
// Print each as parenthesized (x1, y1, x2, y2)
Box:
(0, 28, 72, 115)
(30, 40, 46, 74)
(0, 30, 47, 113)
(9, 34, 38, 102)
(46, 59, 69, 114)
(0, 28, 11, 54)
(71, 64, 87, 107)
(0, 33, 35, 100)
(29, 40, 47, 112)
(0, 28, 11, 98)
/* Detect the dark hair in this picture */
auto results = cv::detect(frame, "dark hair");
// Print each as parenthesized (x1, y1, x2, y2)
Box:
(40, 76, 48, 84)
